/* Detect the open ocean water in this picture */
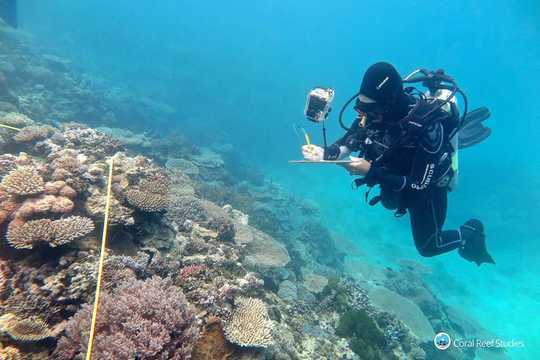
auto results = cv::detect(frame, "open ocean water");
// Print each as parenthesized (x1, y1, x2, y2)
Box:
(14, 0, 540, 359)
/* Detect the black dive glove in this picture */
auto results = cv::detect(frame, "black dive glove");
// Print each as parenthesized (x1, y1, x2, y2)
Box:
(323, 144, 341, 160)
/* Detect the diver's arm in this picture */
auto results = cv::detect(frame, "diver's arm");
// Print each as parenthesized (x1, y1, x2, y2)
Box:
(364, 122, 445, 192)
(324, 118, 366, 160)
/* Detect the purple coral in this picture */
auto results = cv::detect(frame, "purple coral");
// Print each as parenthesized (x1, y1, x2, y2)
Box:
(55, 276, 199, 360)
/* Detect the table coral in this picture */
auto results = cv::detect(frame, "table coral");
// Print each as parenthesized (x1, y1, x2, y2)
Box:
(0, 313, 52, 341)
(6, 216, 94, 249)
(223, 297, 273, 348)
(1, 166, 44, 196)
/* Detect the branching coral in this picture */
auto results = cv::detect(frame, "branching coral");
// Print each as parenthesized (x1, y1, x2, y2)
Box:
(0, 313, 52, 341)
(55, 276, 199, 360)
(1, 166, 44, 196)
(6, 216, 94, 249)
(223, 297, 273, 348)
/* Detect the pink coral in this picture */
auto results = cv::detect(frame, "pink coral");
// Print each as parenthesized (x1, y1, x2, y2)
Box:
(180, 264, 207, 279)
(55, 277, 199, 360)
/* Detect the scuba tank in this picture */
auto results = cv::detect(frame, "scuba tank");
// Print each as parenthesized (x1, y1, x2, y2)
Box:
(427, 88, 460, 190)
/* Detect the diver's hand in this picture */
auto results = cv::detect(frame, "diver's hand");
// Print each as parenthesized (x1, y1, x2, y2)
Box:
(342, 156, 371, 175)
(302, 144, 324, 161)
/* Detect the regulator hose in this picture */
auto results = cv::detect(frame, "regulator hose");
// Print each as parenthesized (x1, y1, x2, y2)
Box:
(338, 91, 360, 131)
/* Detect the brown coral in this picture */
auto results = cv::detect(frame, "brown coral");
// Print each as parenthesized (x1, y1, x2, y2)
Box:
(12, 125, 53, 143)
(6, 216, 94, 249)
(223, 297, 273, 348)
(51, 216, 94, 247)
(13, 195, 73, 219)
(1, 166, 44, 196)
(0, 313, 52, 341)
(44, 180, 76, 199)
(0, 259, 10, 302)
(85, 187, 134, 226)
(125, 176, 171, 212)
(126, 188, 169, 212)
(0, 199, 18, 225)
(192, 318, 235, 360)
(0, 344, 22, 360)
(6, 218, 54, 249)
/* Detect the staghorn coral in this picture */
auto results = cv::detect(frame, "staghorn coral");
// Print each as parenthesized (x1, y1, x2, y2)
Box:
(1, 166, 44, 196)
(6, 216, 94, 249)
(55, 276, 199, 360)
(12, 125, 54, 143)
(0, 313, 52, 341)
(223, 297, 273, 348)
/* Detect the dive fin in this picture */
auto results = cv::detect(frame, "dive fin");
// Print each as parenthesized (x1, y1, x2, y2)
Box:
(458, 107, 492, 149)
(461, 107, 491, 130)
(0, 0, 17, 28)
(459, 127, 491, 149)
(459, 219, 495, 266)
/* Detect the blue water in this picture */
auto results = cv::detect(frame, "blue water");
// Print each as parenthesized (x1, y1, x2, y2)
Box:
(21, 1, 540, 358)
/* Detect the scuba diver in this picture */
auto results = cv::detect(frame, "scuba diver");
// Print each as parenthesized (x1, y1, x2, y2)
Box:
(0, 0, 17, 28)
(302, 62, 495, 266)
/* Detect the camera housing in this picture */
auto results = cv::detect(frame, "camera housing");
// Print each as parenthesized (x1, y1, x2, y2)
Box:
(304, 87, 335, 123)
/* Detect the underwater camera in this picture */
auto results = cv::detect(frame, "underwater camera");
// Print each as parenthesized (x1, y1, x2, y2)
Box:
(304, 87, 335, 123)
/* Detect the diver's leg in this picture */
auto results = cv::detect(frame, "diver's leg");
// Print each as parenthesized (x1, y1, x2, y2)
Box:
(409, 188, 462, 257)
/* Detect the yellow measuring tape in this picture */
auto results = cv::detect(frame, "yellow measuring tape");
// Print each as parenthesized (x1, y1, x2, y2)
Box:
(85, 155, 116, 360)
(0, 123, 21, 131)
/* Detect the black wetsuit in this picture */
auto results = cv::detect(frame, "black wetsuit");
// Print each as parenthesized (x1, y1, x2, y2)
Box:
(334, 97, 463, 257)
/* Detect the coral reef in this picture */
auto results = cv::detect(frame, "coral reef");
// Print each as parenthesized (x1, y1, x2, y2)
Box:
(0, 28, 495, 360)
(55, 277, 199, 360)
